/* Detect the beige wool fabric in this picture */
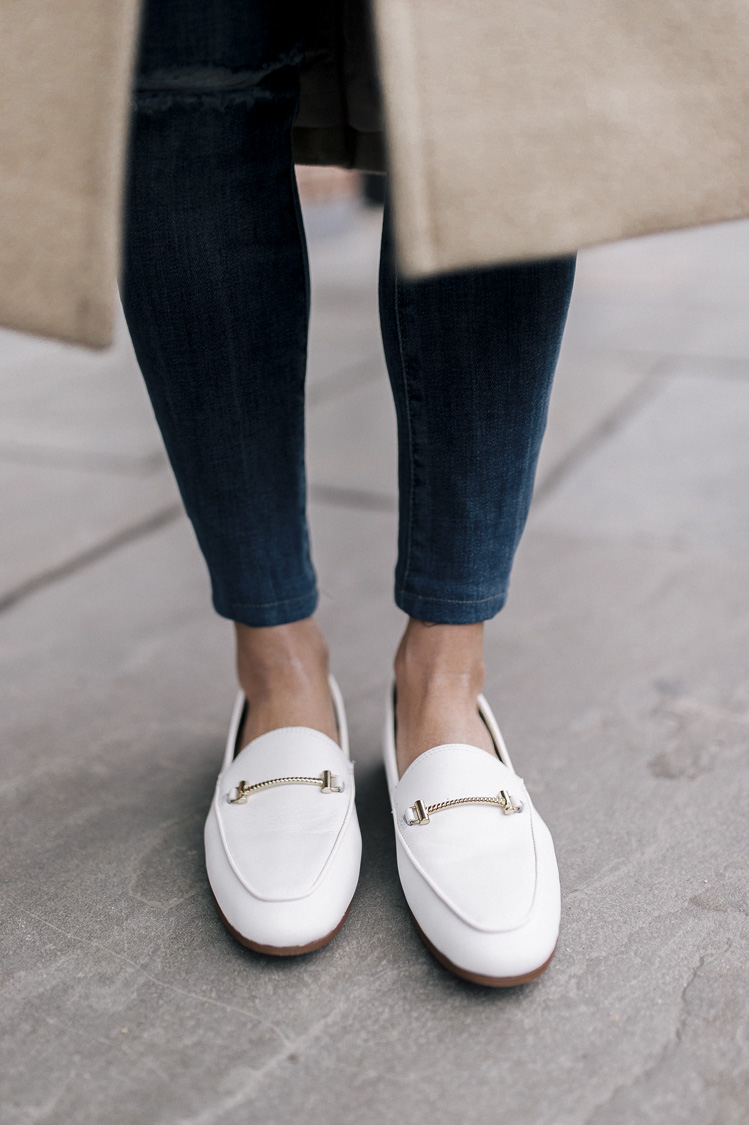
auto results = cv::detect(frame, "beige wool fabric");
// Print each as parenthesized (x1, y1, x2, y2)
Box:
(374, 0, 749, 276)
(2, 0, 749, 347)
(0, 0, 140, 347)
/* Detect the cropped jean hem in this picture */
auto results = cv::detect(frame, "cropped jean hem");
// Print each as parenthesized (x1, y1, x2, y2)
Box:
(395, 587, 508, 625)
(212, 588, 319, 628)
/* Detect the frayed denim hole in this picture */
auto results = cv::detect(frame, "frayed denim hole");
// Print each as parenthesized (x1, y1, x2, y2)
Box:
(133, 53, 303, 112)
(132, 88, 277, 112)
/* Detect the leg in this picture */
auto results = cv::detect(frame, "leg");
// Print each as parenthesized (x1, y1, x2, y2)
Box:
(378, 207, 575, 772)
(122, 0, 336, 742)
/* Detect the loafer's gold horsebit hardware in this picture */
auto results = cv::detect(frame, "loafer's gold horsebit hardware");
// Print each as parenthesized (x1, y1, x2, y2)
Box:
(230, 770, 342, 804)
(406, 789, 523, 825)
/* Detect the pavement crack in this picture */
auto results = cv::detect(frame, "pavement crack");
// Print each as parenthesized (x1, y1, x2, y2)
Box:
(533, 368, 663, 504)
(176, 1002, 349, 1125)
(0, 503, 184, 615)
(580, 941, 731, 1124)
(14, 905, 291, 1049)
(176, 964, 395, 1125)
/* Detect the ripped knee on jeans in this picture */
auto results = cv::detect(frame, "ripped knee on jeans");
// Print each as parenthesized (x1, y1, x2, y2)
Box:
(133, 51, 302, 111)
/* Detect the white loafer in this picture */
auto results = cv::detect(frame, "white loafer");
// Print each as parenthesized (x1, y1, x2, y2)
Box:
(384, 687, 560, 986)
(205, 674, 361, 955)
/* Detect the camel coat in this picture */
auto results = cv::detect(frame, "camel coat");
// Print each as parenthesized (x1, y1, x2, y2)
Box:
(2, 0, 749, 348)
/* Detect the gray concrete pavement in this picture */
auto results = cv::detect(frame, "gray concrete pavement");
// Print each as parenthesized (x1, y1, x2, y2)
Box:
(1, 201, 748, 1124)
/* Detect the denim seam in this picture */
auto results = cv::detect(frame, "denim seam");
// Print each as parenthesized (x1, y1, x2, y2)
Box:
(396, 589, 506, 606)
(288, 94, 314, 585)
(222, 589, 318, 610)
(290, 98, 312, 323)
(392, 270, 415, 593)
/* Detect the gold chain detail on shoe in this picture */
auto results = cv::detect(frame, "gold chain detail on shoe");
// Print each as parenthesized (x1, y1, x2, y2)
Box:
(406, 789, 523, 825)
(230, 770, 341, 804)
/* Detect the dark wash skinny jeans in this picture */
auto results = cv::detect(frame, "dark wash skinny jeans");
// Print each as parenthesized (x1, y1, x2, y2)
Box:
(122, 0, 576, 627)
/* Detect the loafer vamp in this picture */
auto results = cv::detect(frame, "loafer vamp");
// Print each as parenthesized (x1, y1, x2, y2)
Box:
(216, 727, 354, 902)
(394, 744, 536, 932)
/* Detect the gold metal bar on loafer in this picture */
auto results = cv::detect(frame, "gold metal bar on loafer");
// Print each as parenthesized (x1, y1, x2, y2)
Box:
(230, 769, 341, 804)
(406, 789, 522, 825)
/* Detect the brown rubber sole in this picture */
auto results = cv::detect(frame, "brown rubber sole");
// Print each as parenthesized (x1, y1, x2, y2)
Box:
(213, 893, 352, 957)
(409, 909, 556, 987)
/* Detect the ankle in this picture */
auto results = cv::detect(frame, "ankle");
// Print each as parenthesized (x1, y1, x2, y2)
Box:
(233, 618, 338, 747)
(393, 620, 492, 772)
(235, 618, 330, 698)
(394, 620, 485, 698)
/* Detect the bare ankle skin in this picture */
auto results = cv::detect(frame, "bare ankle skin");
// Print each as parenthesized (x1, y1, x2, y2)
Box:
(393, 619, 495, 777)
(234, 617, 338, 750)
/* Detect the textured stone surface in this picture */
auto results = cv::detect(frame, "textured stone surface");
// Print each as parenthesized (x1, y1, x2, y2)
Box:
(1, 202, 748, 1124)
(535, 347, 655, 492)
(0, 312, 162, 463)
(565, 219, 749, 360)
(533, 370, 749, 546)
(307, 372, 397, 503)
(0, 322, 178, 602)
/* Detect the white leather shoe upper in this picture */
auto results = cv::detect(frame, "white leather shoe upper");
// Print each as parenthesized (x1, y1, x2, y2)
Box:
(205, 675, 361, 951)
(384, 687, 560, 981)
